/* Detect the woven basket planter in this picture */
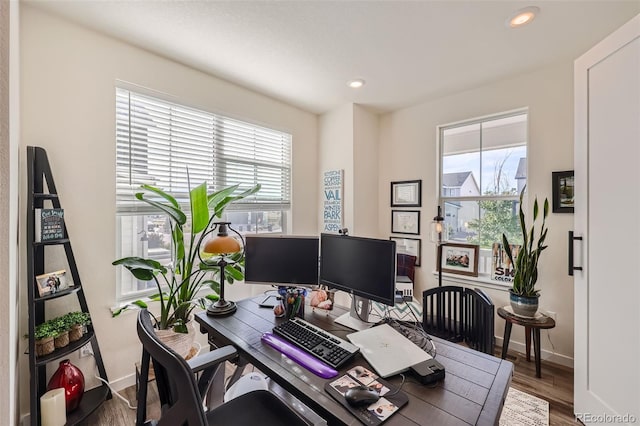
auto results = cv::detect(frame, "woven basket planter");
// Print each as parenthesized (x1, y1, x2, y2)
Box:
(54, 331, 70, 349)
(35, 336, 55, 357)
(69, 324, 84, 342)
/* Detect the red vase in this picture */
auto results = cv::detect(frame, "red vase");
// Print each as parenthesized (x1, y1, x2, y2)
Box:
(47, 359, 85, 412)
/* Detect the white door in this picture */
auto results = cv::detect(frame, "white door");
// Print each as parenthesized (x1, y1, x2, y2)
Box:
(574, 14, 640, 423)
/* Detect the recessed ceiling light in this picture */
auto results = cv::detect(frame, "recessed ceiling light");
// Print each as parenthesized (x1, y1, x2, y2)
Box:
(506, 6, 539, 28)
(348, 79, 365, 89)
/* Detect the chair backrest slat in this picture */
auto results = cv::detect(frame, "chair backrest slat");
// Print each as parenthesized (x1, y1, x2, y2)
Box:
(422, 286, 495, 354)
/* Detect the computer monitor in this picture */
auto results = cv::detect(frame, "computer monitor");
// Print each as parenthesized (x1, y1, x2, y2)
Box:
(244, 235, 319, 305)
(319, 233, 396, 330)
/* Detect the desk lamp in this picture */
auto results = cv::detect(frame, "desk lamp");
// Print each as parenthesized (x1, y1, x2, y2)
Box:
(201, 222, 243, 316)
(430, 206, 445, 287)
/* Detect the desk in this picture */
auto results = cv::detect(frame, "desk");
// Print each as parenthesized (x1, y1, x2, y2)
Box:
(497, 306, 556, 378)
(196, 296, 513, 426)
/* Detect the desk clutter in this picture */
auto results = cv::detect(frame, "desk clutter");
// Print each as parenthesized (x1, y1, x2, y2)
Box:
(325, 366, 408, 425)
(196, 296, 513, 425)
(273, 287, 307, 319)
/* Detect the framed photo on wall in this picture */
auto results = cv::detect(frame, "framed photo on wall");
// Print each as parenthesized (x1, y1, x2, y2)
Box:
(552, 170, 574, 213)
(390, 237, 422, 266)
(390, 180, 422, 207)
(438, 243, 479, 277)
(391, 210, 420, 235)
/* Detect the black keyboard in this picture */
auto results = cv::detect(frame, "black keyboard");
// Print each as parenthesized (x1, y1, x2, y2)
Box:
(272, 318, 360, 369)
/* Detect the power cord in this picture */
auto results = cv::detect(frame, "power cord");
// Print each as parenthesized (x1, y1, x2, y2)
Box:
(382, 373, 406, 396)
(86, 352, 137, 410)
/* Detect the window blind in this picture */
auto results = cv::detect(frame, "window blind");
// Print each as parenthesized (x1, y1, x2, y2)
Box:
(116, 88, 292, 212)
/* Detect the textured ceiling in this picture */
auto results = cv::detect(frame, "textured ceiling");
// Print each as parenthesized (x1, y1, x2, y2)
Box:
(26, 0, 640, 114)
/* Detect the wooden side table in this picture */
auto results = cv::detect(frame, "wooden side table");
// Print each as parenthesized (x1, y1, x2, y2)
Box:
(498, 306, 556, 378)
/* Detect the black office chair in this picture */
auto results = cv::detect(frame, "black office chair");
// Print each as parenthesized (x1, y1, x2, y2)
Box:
(422, 285, 465, 342)
(136, 309, 311, 426)
(422, 286, 495, 355)
(463, 288, 495, 355)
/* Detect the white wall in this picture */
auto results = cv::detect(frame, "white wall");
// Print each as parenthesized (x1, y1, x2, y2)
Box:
(353, 105, 379, 238)
(318, 104, 354, 230)
(19, 5, 318, 418)
(318, 104, 380, 238)
(1, 1, 20, 424)
(379, 61, 575, 366)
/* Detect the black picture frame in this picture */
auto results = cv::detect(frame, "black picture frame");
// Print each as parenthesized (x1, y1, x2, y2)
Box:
(552, 170, 574, 213)
(391, 210, 420, 235)
(390, 180, 422, 207)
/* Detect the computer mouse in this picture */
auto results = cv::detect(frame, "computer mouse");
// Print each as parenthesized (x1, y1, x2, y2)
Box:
(344, 385, 380, 407)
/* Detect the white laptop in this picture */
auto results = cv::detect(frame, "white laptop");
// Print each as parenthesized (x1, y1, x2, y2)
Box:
(346, 324, 432, 378)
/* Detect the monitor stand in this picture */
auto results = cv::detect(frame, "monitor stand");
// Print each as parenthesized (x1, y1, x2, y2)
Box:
(335, 296, 374, 331)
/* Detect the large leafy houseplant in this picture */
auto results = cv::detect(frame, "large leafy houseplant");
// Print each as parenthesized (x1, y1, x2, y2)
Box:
(113, 181, 260, 332)
(502, 187, 549, 298)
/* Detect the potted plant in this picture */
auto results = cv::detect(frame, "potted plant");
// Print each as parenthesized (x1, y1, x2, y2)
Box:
(34, 322, 58, 357)
(64, 311, 91, 342)
(502, 187, 549, 317)
(51, 317, 70, 349)
(112, 180, 259, 341)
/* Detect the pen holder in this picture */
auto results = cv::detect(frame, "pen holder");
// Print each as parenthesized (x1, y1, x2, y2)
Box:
(278, 287, 306, 319)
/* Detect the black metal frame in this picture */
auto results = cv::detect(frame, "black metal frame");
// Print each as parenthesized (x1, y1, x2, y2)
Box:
(27, 146, 111, 425)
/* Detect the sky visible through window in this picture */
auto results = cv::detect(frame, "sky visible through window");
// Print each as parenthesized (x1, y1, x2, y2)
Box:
(443, 146, 526, 194)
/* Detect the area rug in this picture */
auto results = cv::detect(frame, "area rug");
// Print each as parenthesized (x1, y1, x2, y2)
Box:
(500, 387, 550, 426)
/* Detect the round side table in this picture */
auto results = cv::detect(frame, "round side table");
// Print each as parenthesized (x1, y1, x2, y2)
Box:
(497, 306, 556, 378)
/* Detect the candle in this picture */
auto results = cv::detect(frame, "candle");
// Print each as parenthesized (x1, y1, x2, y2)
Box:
(40, 388, 66, 426)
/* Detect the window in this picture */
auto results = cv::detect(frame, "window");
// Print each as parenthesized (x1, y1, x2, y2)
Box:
(439, 110, 527, 279)
(116, 88, 292, 300)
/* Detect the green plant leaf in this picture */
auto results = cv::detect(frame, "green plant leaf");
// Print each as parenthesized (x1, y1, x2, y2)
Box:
(190, 182, 209, 234)
(225, 264, 244, 281)
(112, 257, 167, 280)
(140, 184, 180, 209)
(135, 193, 187, 225)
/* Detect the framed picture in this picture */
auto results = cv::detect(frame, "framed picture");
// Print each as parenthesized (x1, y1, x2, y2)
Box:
(35, 270, 70, 297)
(390, 180, 422, 207)
(391, 210, 420, 235)
(552, 170, 574, 213)
(438, 243, 479, 277)
(491, 242, 521, 283)
(390, 237, 422, 266)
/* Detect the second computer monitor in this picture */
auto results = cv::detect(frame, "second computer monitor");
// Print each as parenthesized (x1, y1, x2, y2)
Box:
(244, 235, 319, 287)
(319, 233, 396, 330)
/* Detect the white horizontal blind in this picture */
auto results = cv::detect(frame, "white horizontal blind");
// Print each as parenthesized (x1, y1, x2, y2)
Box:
(116, 88, 292, 212)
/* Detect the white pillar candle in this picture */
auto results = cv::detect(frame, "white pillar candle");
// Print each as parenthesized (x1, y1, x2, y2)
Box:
(40, 388, 66, 426)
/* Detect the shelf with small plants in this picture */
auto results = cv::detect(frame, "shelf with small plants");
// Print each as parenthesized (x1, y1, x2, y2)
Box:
(26, 146, 111, 426)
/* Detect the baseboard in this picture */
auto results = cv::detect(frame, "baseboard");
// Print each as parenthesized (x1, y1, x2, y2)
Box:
(109, 372, 137, 392)
(495, 336, 574, 369)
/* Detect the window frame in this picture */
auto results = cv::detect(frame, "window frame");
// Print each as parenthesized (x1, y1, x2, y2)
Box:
(114, 86, 292, 302)
(436, 108, 528, 285)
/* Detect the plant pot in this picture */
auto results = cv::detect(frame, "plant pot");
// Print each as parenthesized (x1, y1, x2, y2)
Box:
(35, 336, 55, 357)
(68, 324, 84, 342)
(54, 331, 70, 349)
(509, 290, 539, 317)
(155, 322, 197, 360)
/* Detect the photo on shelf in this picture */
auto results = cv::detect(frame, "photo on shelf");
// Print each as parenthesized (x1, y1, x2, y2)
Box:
(35, 270, 71, 297)
(438, 243, 479, 277)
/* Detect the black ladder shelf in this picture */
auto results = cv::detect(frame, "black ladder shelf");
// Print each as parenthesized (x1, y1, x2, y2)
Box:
(27, 146, 111, 425)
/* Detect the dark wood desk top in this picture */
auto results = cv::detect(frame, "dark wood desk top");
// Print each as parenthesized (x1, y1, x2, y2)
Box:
(497, 307, 556, 329)
(196, 297, 513, 426)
